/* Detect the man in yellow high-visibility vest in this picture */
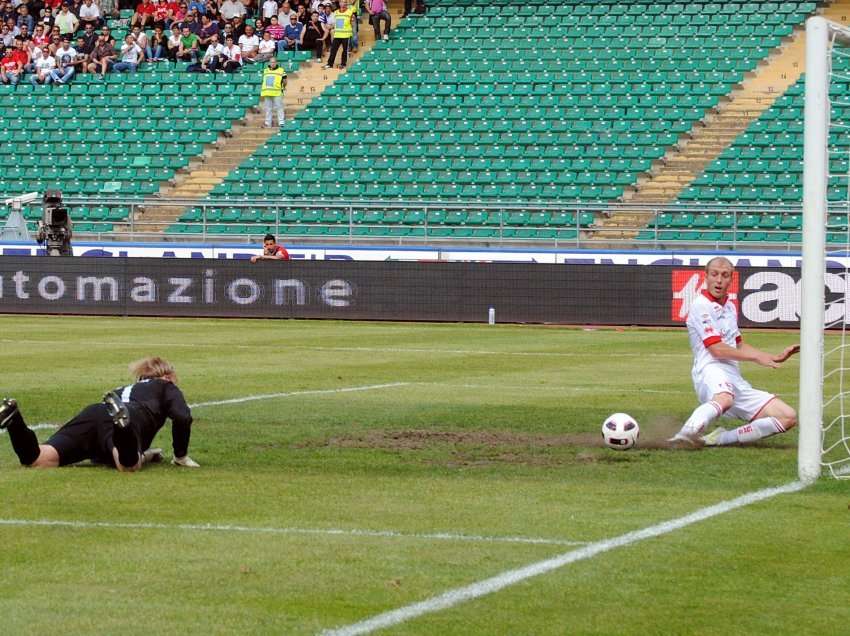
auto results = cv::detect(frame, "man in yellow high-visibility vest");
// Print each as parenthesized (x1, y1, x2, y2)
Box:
(323, 0, 355, 70)
(260, 56, 287, 128)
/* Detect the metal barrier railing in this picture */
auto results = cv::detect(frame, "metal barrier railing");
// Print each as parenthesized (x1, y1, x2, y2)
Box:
(1, 196, 834, 250)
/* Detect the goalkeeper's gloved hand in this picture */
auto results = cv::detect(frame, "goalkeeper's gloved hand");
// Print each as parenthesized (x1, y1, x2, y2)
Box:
(172, 455, 200, 468)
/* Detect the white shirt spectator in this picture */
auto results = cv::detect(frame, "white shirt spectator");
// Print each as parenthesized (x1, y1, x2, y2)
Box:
(277, 9, 296, 22)
(55, 44, 78, 65)
(257, 37, 275, 56)
(219, 0, 246, 20)
(55, 10, 79, 35)
(262, 0, 278, 18)
(120, 42, 143, 63)
(203, 41, 225, 62)
(134, 30, 148, 49)
(168, 31, 181, 50)
(224, 43, 241, 64)
(79, 3, 101, 20)
(238, 32, 259, 53)
(34, 53, 55, 75)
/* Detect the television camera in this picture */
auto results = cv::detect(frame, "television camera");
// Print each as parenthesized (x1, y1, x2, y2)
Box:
(36, 190, 73, 256)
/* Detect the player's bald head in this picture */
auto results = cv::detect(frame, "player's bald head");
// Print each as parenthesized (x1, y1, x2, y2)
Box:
(705, 256, 734, 273)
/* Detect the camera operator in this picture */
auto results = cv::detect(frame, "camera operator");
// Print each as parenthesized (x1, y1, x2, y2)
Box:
(36, 190, 73, 256)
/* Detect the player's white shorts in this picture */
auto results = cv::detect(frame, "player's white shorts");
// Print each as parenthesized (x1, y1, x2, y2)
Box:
(693, 364, 775, 422)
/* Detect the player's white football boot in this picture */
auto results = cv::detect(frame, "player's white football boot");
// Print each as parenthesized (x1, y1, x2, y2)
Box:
(102, 391, 130, 429)
(667, 432, 701, 449)
(701, 427, 727, 447)
(0, 398, 18, 429)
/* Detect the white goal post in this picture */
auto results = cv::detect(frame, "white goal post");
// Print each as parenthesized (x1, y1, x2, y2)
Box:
(800, 17, 850, 482)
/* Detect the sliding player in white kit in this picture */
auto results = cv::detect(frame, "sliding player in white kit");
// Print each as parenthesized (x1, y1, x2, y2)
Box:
(669, 256, 800, 448)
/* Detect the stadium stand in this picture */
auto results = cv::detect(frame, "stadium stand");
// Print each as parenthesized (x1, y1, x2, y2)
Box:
(164, 0, 819, 239)
(0, 1, 830, 243)
(0, 8, 308, 233)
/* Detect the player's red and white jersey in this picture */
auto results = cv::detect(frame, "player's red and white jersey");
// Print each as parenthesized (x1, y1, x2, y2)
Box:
(687, 289, 742, 377)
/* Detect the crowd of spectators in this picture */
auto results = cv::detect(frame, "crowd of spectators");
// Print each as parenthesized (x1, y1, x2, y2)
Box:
(0, 0, 393, 84)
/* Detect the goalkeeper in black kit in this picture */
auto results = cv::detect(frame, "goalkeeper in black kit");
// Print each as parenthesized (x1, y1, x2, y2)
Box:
(0, 357, 199, 471)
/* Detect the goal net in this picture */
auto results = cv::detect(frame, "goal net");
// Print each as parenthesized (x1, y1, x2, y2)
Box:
(800, 17, 850, 481)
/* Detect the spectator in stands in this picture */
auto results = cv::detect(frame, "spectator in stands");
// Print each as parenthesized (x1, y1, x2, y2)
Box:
(177, 23, 199, 62)
(260, 55, 285, 127)
(324, 0, 352, 69)
(113, 33, 143, 71)
(181, 10, 202, 34)
(16, 4, 34, 33)
(100, 25, 116, 48)
(171, 1, 187, 24)
(222, 33, 241, 71)
(72, 35, 91, 71)
(131, 24, 149, 54)
(0, 37, 25, 84)
(87, 32, 115, 76)
(220, 0, 244, 20)
(22, 38, 42, 73)
(32, 23, 50, 48)
(348, 0, 358, 52)
(240, 0, 253, 19)
(130, 0, 156, 27)
(147, 24, 167, 60)
(187, 31, 224, 71)
(317, 2, 332, 50)
(197, 12, 218, 46)
(237, 22, 258, 59)
(233, 14, 248, 38)
(255, 28, 274, 60)
(152, 0, 170, 28)
(251, 233, 290, 261)
(295, 4, 307, 24)
(277, 0, 295, 22)
(100, 0, 120, 20)
(187, 0, 205, 16)
(166, 23, 181, 58)
(49, 36, 77, 83)
(265, 14, 284, 50)
(301, 11, 322, 59)
(30, 48, 55, 84)
(54, 4, 79, 36)
(78, 0, 102, 29)
(261, 0, 277, 19)
(80, 22, 98, 53)
(282, 13, 302, 50)
(367, 0, 389, 41)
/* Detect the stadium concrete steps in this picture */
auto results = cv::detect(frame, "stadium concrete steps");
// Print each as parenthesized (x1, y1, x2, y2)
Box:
(132, 8, 391, 233)
(593, 2, 850, 239)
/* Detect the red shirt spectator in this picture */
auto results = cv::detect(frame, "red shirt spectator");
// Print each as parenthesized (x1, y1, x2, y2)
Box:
(251, 234, 290, 262)
(137, 1, 156, 15)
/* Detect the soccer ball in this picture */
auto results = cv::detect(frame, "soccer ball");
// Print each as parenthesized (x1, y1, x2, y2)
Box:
(602, 413, 640, 450)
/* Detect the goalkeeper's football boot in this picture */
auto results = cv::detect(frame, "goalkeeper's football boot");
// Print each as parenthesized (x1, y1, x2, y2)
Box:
(142, 448, 163, 464)
(102, 391, 130, 429)
(700, 427, 727, 447)
(0, 398, 18, 429)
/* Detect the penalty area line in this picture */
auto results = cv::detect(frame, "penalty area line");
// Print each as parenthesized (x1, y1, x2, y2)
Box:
(321, 480, 807, 636)
(189, 382, 410, 408)
(0, 518, 586, 547)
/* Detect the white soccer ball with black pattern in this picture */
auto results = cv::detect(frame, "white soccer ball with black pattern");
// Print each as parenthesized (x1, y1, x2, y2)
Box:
(602, 413, 640, 450)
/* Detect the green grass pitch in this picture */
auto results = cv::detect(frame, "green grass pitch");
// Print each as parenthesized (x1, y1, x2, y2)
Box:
(0, 315, 848, 634)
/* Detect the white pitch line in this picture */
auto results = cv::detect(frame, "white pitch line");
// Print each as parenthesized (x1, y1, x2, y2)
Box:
(0, 518, 586, 547)
(0, 423, 57, 435)
(321, 480, 807, 636)
(412, 382, 683, 395)
(189, 382, 410, 408)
